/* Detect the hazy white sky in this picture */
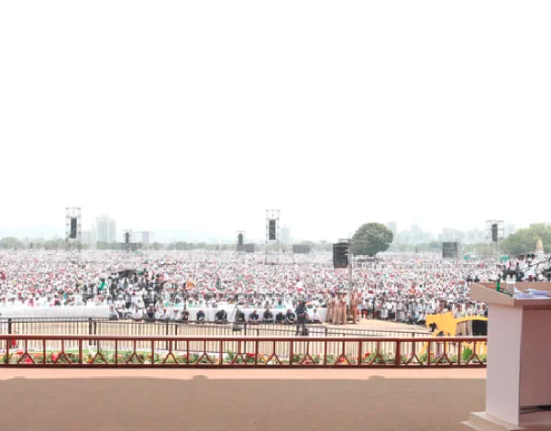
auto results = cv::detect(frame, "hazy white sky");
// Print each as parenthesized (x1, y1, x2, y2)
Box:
(1, 1, 550, 241)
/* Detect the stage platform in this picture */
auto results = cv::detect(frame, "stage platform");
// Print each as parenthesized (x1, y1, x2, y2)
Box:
(0, 368, 485, 431)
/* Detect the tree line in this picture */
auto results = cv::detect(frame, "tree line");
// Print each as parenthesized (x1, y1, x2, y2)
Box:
(0, 223, 398, 255)
(15, 220, 551, 258)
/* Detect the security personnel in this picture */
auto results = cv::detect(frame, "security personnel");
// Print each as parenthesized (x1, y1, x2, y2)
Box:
(327, 295, 334, 323)
(340, 294, 347, 325)
(333, 295, 342, 325)
(350, 294, 360, 324)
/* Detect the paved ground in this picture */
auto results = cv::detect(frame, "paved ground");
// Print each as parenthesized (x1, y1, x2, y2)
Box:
(329, 319, 429, 332)
(0, 368, 485, 431)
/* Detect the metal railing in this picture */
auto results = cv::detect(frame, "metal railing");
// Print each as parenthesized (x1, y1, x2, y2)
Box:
(0, 318, 432, 341)
(0, 334, 487, 368)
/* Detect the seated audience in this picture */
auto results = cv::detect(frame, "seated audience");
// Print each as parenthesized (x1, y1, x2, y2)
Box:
(263, 308, 274, 323)
(275, 311, 285, 324)
(312, 309, 322, 324)
(236, 310, 246, 323)
(285, 309, 296, 324)
(196, 310, 206, 323)
(215, 309, 228, 324)
(248, 310, 259, 323)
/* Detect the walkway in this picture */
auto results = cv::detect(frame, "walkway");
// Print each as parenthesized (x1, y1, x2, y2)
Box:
(1, 368, 485, 431)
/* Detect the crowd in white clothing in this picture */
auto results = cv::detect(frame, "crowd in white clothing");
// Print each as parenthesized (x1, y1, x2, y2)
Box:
(0, 250, 546, 323)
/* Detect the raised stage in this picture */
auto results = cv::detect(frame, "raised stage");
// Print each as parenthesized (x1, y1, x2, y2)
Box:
(0, 368, 485, 431)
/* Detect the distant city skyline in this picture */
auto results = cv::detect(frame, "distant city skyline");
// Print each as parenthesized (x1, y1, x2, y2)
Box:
(387, 221, 518, 246)
(96, 214, 117, 243)
(0, 208, 541, 243)
(0, 213, 532, 245)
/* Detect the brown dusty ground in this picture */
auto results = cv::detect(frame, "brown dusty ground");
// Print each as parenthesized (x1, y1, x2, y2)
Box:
(328, 319, 430, 332)
(0, 368, 485, 431)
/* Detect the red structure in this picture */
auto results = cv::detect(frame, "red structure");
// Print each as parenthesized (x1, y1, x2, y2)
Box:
(1, 335, 487, 368)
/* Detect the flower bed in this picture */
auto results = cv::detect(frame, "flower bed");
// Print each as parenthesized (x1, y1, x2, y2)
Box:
(1, 349, 216, 365)
(0, 348, 487, 366)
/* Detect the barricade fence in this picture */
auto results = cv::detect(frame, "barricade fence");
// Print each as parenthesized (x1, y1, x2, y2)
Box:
(0, 334, 487, 368)
(0, 318, 433, 341)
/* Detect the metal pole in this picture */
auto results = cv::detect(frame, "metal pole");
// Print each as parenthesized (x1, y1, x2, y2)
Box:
(348, 238, 353, 307)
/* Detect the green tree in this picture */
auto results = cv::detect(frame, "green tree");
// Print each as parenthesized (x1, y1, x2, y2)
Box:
(44, 238, 65, 250)
(352, 223, 393, 256)
(151, 242, 164, 251)
(0, 237, 24, 249)
(96, 241, 120, 250)
(500, 223, 551, 256)
(472, 243, 495, 258)
(170, 242, 191, 250)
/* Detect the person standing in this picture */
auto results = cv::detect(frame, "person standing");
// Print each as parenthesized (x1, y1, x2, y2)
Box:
(333, 295, 342, 325)
(295, 300, 307, 335)
(367, 297, 374, 319)
(327, 294, 334, 323)
(350, 294, 359, 324)
(360, 299, 369, 319)
(340, 294, 347, 325)
(454, 303, 467, 336)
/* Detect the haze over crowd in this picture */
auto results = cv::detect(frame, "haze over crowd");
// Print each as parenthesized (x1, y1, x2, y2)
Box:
(1, 1, 550, 241)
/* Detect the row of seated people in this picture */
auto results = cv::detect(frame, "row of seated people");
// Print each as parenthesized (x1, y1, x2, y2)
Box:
(234, 309, 321, 325)
(215, 308, 322, 324)
(145, 308, 322, 324)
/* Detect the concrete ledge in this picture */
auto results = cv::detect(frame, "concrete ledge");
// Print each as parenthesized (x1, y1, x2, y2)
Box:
(466, 412, 551, 431)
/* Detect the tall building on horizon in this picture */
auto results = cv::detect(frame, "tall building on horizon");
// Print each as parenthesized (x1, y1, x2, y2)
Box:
(96, 214, 117, 243)
(442, 228, 465, 242)
(81, 225, 97, 248)
(387, 222, 397, 242)
(504, 223, 517, 238)
(281, 225, 291, 244)
(141, 231, 152, 244)
(464, 229, 485, 244)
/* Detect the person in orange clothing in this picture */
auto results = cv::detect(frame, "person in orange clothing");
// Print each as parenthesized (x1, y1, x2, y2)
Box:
(327, 294, 335, 323)
(350, 294, 360, 324)
(340, 294, 347, 325)
(332, 295, 342, 325)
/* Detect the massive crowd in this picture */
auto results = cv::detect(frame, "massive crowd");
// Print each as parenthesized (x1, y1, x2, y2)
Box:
(0, 250, 544, 325)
